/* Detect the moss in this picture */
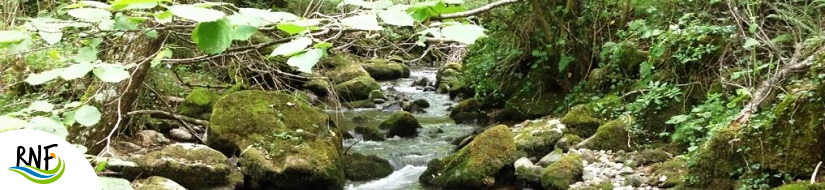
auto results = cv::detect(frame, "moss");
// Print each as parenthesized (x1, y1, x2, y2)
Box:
(303, 79, 331, 97)
(578, 118, 631, 151)
(685, 128, 740, 188)
(774, 183, 825, 190)
(224, 83, 248, 95)
(412, 99, 430, 108)
(362, 59, 410, 80)
(346, 100, 376, 109)
(354, 126, 385, 141)
(651, 159, 688, 188)
(560, 104, 602, 137)
(450, 98, 482, 124)
(342, 153, 394, 181)
(420, 125, 518, 188)
(554, 134, 583, 152)
(540, 152, 583, 190)
(327, 62, 370, 84)
(125, 143, 243, 189)
(334, 76, 380, 101)
(500, 87, 564, 121)
(208, 90, 344, 189)
(448, 80, 473, 99)
(378, 111, 421, 138)
(368, 89, 385, 100)
(512, 118, 564, 158)
(632, 149, 670, 166)
(133, 176, 186, 190)
(178, 88, 221, 119)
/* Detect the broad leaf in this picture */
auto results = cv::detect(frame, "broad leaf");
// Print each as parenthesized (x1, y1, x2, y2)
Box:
(378, 10, 414, 26)
(743, 37, 760, 49)
(75, 105, 102, 127)
(154, 11, 174, 24)
(0, 30, 28, 44)
(444, 0, 465, 4)
(231, 25, 258, 41)
(93, 64, 130, 83)
(169, 5, 225, 23)
(68, 8, 112, 22)
(0, 116, 27, 132)
(558, 54, 574, 73)
(271, 37, 313, 56)
(342, 14, 382, 31)
(79, 1, 112, 9)
(287, 48, 324, 73)
(38, 31, 62, 45)
(238, 8, 297, 24)
(441, 23, 485, 44)
(61, 63, 95, 80)
(27, 116, 68, 140)
(27, 101, 55, 112)
(114, 13, 141, 30)
(74, 46, 98, 62)
(25, 68, 64, 85)
(276, 23, 309, 35)
(192, 19, 232, 54)
(151, 48, 173, 67)
(111, 0, 166, 10)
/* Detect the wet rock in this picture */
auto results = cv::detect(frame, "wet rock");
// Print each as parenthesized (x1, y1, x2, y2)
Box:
(362, 59, 410, 80)
(124, 143, 243, 189)
(402, 101, 426, 113)
(168, 128, 193, 142)
(133, 176, 186, 190)
(412, 99, 430, 108)
(354, 126, 385, 141)
(208, 91, 345, 189)
(577, 118, 631, 151)
(413, 77, 430, 87)
(379, 111, 422, 138)
(99, 177, 134, 190)
(512, 118, 565, 158)
(335, 76, 381, 101)
(346, 100, 376, 109)
(178, 88, 221, 119)
(303, 79, 332, 97)
(372, 98, 386, 104)
(514, 157, 543, 183)
(343, 153, 394, 181)
(537, 149, 564, 167)
(327, 62, 370, 84)
(95, 157, 137, 172)
(424, 86, 437, 92)
(352, 116, 371, 123)
(540, 152, 583, 190)
(560, 105, 602, 137)
(368, 89, 386, 100)
(420, 125, 518, 188)
(449, 98, 484, 124)
(137, 130, 170, 146)
(382, 101, 404, 112)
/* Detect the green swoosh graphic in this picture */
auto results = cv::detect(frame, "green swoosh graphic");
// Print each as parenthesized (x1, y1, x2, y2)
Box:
(8, 157, 66, 184)
(24, 157, 62, 174)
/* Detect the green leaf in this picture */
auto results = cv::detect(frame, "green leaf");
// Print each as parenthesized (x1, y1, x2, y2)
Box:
(192, 19, 233, 54)
(558, 54, 574, 73)
(61, 63, 95, 80)
(93, 64, 130, 83)
(276, 23, 309, 35)
(38, 31, 62, 45)
(342, 14, 382, 31)
(154, 11, 174, 24)
(640, 62, 653, 79)
(74, 46, 98, 62)
(443, 0, 464, 4)
(0, 116, 27, 132)
(378, 10, 414, 26)
(441, 23, 485, 44)
(62, 111, 77, 126)
(151, 48, 173, 67)
(79, 1, 112, 9)
(28, 101, 55, 112)
(287, 48, 324, 73)
(231, 25, 258, 41)
(75, 105, 102, 127)
(25, 68, 64, 85)
(314, 42, 333, 49)
(743, 37, 760, 49)
(0, 30, 29, 45)
(111, 0, 166, 10)
(170, 5, 226, 23)
(68, 8, 112, 22)
(271, 37, 313, 57)
(27, 116, 68, 139)
(114, 13, 140, 30)
(666, 115, 689, 124)
(238, 8, 297, 24)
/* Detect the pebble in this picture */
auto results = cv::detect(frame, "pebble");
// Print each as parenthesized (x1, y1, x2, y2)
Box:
(169, 128, 194, 142)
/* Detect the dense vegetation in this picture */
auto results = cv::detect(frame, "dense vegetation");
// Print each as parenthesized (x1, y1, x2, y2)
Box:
(1, 0, 824, 189)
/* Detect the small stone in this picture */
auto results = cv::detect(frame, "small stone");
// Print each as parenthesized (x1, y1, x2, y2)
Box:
(582, 169, 596, 180)
(169, 128, 194, 142)
(372, 98, 386, 104)
(626, 174, 645, 187)
(658, 175, 668, 182)
(538, 149, 564, 167)
(138, 130, 170, 146)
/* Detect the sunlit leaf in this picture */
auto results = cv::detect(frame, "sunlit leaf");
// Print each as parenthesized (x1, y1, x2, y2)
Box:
(192, 19, 232, 54)
(27, 101, 55, 112)
(79, 1, 112, 9)
(27, 116, 68, 139)
(231, 25, 258, 41)
(151, 48, 173, 67)
(0, 30, 28, 44)
(25, 68, 64, 85)
(111, 0, 166, 10)
(342, 14, 382, 31)
(169, 5, 225, 23)
(271, 37, 313, 56)
(154, 11, 174, 24)
(0, 116, 27, 132)
(378, 10, 414, 26)
(287, 48, 324, 73)
(38, 31, 62, 45)
(61, 63, 95, 80)
(441, 23, 485, 44)
(114, 13, 140, 30)
(443, 0, 464, 4)
(74, 46, 98, 62)
(93, 64, 130, 83)
(75, 105, 102, 127)
(276, 23, 309, 35)
(68, 8, 112, 22)
(743, 37, 760, 49)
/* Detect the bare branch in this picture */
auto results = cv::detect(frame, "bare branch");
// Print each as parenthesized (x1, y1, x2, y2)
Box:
(432, 0, 521, 20)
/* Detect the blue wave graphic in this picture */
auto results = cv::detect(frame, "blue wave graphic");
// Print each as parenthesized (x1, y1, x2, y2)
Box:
(8, 166, 56, 179)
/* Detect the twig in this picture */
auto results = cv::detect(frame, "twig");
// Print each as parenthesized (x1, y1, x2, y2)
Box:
(431, 0, 522, 20)
(813, 161, 823, 184)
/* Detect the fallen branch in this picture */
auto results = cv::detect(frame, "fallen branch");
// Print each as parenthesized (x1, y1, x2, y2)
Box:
(127, 110, 210, 126)
(431, 0, 521, 20)
(812, 161, 822, 184)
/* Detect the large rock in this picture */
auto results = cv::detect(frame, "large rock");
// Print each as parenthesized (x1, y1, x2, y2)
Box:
(577, 118, 631, 151)
(133, 176, 186, 190)
(354, 126, 385, 141)
(449, 98, 484, 124)
(98, 177, 134, 190)
(208, 90, 345, 189)
(178, 88, 220, 119)
(327, 62, 370, 84)
(420, 125, 518, 188)
(334, 76, 381, 101)
(342, 153, 394, 181)
(378, 111, 422, 138)
(540, 152, 583, 190)
(560, 105, 602, 137)
(124, 143, 243, 189)
(512, 118, 565, 158)
(303, 79, 332, 97)
(361, 59, 410, 80)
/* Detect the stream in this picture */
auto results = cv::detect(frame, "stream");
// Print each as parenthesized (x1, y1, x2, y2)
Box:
(329, 69, 477, 190)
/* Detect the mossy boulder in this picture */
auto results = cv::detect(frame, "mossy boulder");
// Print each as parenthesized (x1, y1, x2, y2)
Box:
(368, 89, 386, 100)
(540, 152, 583, 190)
(378, 111, 421, 138)
(133, 176, 186, 190)
(577, 118, 631, 151)
(420, 125, 518, 188)
(499, 89, 564, 121)
(449, 98, 484, 124)
(342, 153, 394, 181)
(208, 90, 344, 190)
(335, 76, 381, 101)
(560, 105, 602, 137)
(512, 118, 565, 158)
(774, 182, 825, 190)
(327, 61, 370, 84)
(412, 99, 430, 108)
(304, 79, 332, 97)
(361, 59, 410, 80)
(124, 143, 243, 189)
(649, 159, 687, 188)
(346, 100, 376, 109)
(354, 126, 385, 141)
(554, 134, 583, 152)
(178, 88, 221, 119)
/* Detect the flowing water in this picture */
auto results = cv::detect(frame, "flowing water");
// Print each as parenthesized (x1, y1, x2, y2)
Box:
(329, 69, 477, 190)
